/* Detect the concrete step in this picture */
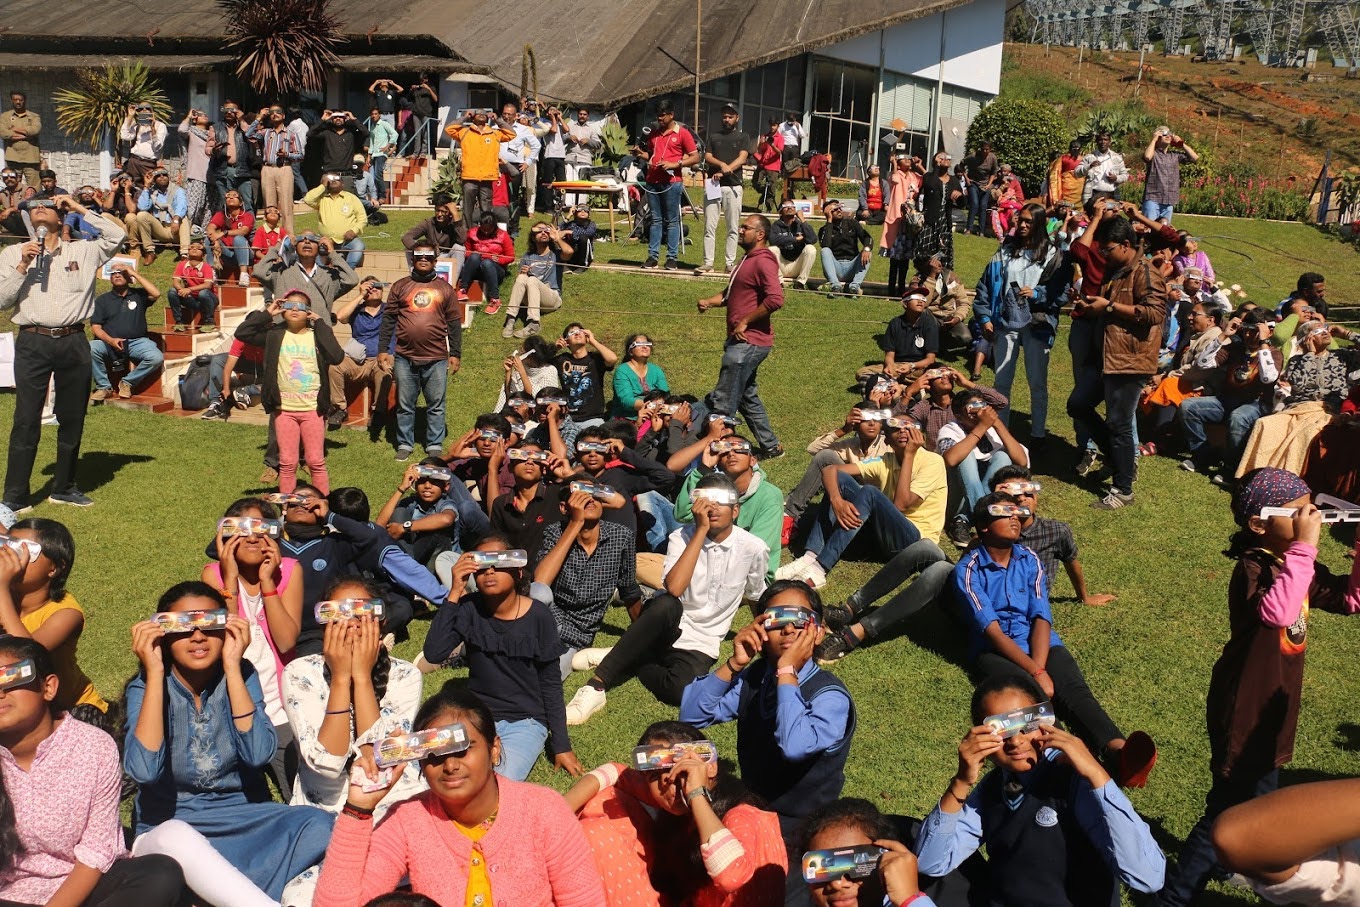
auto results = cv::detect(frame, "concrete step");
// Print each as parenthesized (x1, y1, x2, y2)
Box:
(104, 394, 176, 413)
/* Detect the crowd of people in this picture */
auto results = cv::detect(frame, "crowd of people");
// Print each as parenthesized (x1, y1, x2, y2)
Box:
(1, 80, 1359, 907)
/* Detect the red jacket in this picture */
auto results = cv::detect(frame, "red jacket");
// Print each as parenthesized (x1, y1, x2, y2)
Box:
(466, 228, 515, 266)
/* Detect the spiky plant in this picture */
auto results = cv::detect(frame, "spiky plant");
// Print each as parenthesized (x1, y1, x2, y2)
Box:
(430, 152, 462, 202)
(53, 63, 172, 151)
(597, 121, 632, 165)
(218, 0, 342, 98)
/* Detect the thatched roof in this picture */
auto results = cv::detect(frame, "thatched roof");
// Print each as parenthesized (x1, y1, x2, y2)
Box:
(0, 0, 989, 107)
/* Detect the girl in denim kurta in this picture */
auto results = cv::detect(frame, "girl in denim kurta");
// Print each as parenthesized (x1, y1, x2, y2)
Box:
(124, 581, 333, 905)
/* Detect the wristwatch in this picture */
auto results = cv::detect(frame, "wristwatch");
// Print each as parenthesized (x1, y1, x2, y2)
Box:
(402, 520, 413, 531)
(684, 786, 713, 806)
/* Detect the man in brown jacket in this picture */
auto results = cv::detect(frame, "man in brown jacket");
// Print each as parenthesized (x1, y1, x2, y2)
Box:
(0, 92, 41, 190)
(1068, 217, 1167, 510)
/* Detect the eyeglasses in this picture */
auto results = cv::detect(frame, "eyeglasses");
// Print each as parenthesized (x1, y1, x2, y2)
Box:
(1099, 243, 1125, 255)
(281, 300, 309, 312)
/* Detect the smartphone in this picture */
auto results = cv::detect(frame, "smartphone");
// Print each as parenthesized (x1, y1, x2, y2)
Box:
(314, 598, 385, 623)
(376, 724, 470, 768)
(151, 609, 229, 634)
(801, 845, 884, 884)
(631, 740, 718, 771)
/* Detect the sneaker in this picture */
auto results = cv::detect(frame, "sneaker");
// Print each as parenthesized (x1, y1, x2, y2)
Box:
(485, 297, 502, 315)
(781, 514, 795, 548)
(1074, 448, 1101, 477)
(200, 401, 229, 421)
(774, 553, 827, 589)
(663, 259, 678, 271)
(326, 406, 346, 431)
(502, 320, 516, 339)
(1211, 473, 1235, 489)
(1091, 490, 1134, 510)
(946, 514, 973, 548)
(1179, 458, 1198, 473)
(793, 279, 808, 290)
(642, 258, 659, 269)
(172, 324, 188, 333)
(40, 414, 58, 427)
(695, 265, 713, 276)
(237, 271, 250, 288)
(48, 490, 94, 507)
(395, 446, 414, 462)
(758, 444, 786, 461)
(259, 466, 279, 483)
(89, 388, 111, 402)
(456, 288, 469, 302)
(565, 684, 607, 725)
(118, 380, 133, 399)
(826, 290, 839, 299)
(853, 286, 864, 297)
(1, 500, 32, 516)
(199, 324, 216, 334)
(822, 603, 856, 633)
(231, 388, 252, 410)
(514, 321, 542, 339)
(570, 648, 612, 672)
(815, 628, 862, 665)
(425, 446, 444, 458)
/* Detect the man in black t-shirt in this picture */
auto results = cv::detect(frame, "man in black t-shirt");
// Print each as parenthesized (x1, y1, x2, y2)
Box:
(89, 265, 164, 401)
(856, 289, 940, 383)
(816, 200, 873, 297)
(368, 78, 403, 129)
(698, 104, 752, 276)
(408, 75, 438, 158)
(554, 322, 618, 446)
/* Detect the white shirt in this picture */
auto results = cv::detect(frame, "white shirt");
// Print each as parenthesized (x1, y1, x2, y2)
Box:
(935, 421, 1027, 465)
(663, 523, 769, 657)
(288, 118, 309, 148)
(499, 122, 542, 165)
(237, 587, 286, 728)
(281, 653, 427, 817)
(777, 120, 804, 151)
(119, 119, 167, 160)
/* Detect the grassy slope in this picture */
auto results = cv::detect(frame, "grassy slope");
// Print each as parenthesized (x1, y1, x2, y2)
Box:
(9, 207, 1360, 903)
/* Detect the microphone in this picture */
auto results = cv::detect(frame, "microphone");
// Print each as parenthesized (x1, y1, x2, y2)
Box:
(33, 226, 48, 278)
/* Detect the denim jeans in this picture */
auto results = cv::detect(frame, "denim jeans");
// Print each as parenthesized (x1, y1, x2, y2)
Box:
(213, 166, 254, 213)
(442, 477, 491, 544)
(1179, 396, 1269, 470)
(90, 338, 163, 391)
(806, 473, 922, 572)
(337, 237, 364, 268)
(210, 233, 252, 271)
(819, 248, 869, 292)
(1159, 769, 1280, 906)
(847, 539, 952, 639)
(394, 355, 448, 452)
(647, 181, 687, 261)
(167, 288, 218, 327)
(956, 450, 1014, 509)
(371, 154, 387, 201)
(785, 449, 845, 520)
(458, 253, 507, 300)
(636, 489, 681, 553)
(207, 353, 262, 400)
(494, 718, 549, 782)
(1141, 199, 1174, 222)
(1066, 317, 1103, 452)
(709, 340, 778, 451)
(992, 325, 1052, 438)
(1067, 373, 1145, 495)
(292, 162, 307, 199)
(966, 182, 988, 233)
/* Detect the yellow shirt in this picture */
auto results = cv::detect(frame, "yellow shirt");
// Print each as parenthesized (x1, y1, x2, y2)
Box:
(277, 329, 320, 412)
(453, 819, 493, 907)
(20, 594, 107, 713)
(301, 186, 368, 242)
(856, 449, 949, 543)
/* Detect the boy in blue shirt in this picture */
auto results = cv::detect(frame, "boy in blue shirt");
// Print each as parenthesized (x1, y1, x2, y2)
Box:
(953, 491, 1155, 787)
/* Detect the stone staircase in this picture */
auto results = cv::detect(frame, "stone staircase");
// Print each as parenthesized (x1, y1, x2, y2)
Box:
(384, 151, 447, 208)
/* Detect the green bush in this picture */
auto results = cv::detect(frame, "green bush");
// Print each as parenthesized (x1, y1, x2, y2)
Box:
(966, 98, 1067, 192)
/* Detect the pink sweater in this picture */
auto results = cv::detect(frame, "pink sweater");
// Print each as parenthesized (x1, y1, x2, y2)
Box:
(315, 778, 605, 907)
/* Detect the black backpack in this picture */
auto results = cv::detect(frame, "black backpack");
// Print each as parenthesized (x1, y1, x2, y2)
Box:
(177, 354, 214, 411)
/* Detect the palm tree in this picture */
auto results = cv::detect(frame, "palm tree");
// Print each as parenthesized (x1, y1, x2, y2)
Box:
(53, 63, 172, 151)
(218, 0, 342, 98)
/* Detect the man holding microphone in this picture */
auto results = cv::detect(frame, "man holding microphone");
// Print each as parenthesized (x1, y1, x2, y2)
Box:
(0, 194, 126, 511)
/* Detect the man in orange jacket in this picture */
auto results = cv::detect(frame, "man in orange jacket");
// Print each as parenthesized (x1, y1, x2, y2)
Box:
(446, 110, 515, 224)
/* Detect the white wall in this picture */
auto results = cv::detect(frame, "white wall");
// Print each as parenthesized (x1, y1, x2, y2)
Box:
(817, 0, 1005, 96)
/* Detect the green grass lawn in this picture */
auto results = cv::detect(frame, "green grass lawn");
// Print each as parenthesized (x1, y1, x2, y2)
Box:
(6, 207, 1360, 903)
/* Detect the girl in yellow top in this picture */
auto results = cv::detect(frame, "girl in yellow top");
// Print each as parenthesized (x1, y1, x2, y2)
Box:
(0, 518, 108, 718)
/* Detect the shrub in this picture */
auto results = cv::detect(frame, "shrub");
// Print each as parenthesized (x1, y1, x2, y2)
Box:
(966, 98, 1066, 192)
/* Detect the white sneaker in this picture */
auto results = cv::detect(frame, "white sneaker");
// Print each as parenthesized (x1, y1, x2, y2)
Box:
(237, 271, 250, 288)
(571, 647, 612, 672)
(775, 553, 827, 589)
(565, 684, 607, 725)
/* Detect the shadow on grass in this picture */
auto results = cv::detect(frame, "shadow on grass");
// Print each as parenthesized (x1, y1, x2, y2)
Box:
(1336, 721, 1360, 752)
(37, 451, 154, 496)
